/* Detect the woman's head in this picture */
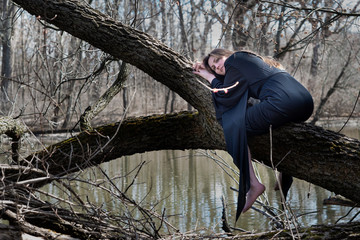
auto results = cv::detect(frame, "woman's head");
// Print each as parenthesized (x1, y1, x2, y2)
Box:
(202, 49, 284, 76)
(203, 49, 234, 76)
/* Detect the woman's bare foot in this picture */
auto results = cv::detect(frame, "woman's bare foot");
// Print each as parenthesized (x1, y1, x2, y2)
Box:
(242, 183, 265, 213)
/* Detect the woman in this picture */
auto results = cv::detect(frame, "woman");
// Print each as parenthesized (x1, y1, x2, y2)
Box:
(193, 49, 313, 221)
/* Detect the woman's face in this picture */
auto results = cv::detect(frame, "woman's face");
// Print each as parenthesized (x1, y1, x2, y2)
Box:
(208, 56, 227, 76)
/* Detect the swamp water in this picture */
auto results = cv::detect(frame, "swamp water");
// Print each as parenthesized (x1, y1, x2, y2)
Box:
(19, 124, 360, 233)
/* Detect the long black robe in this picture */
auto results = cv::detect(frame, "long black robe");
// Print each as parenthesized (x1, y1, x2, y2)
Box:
(211, 51, 314, 221)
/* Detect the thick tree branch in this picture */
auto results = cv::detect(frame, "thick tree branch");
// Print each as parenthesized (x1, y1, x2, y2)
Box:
(248, 123, 360, 204)
(6, 112, 222, 187)
(11, 0, 212, 118)
(2, 111, 359, 207)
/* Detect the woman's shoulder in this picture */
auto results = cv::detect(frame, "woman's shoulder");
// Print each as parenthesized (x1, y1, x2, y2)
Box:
(225, 51, 257, 67)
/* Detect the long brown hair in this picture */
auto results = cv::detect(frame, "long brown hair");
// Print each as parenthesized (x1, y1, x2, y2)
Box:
(203, 48, 284, 74)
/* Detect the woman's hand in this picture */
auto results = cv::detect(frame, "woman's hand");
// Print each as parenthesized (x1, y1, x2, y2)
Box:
(193, 62, 216, 84)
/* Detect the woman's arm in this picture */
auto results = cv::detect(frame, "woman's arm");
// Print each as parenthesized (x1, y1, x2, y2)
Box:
(193, 62, 216, 83)
(211, 57, 248, 99)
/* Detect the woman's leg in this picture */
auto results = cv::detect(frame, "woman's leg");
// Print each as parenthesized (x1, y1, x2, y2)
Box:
(242, 147, 265, 213)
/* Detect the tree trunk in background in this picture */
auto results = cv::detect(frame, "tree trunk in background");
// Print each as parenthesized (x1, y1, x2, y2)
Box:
(274, 5, 286, 55)
(80, 62, 128, 131)
(160, 0, 167, 43)
(178, 0, 190, 57)
(232, 4, 248, 49)
(164, 88, 170, 114)
(310, 1, 334, 78)
(51, 33, 62, 125)
(231, 0, 257, 49)
(161, 0, 169, 114)
(177, 0, 193, 111)
(258, 4, 271, 56)
(0, 0, 15, 113)
(310, 34, 320, 77)
(62, 38, 82, 128)
(189, 0, 196, 59)
(221, 2, 233, 49)
(198, 0, 214, 55)
(188, 0, 196, 112)
(310, 52, 352, 124)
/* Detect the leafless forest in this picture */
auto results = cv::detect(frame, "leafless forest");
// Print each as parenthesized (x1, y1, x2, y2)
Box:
(1, 0, 360, 131)
(1, 0, 360, 239)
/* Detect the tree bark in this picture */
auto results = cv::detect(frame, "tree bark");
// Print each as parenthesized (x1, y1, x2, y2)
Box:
(1, 0, 15, 112)
(9, 0, 360, 205)
(8, 111, 221, 187)
(5, 0, 220, 153)
(3, 112, 359, 207)
(11, 0, 211, 116)
(248, 122, 360, 204)
(0, 116, 27, 163)
(310, 52, 352, 124)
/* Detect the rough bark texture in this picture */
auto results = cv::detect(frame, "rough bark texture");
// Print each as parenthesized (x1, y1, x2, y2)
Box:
(0, 116, 27, 163)
(248, 122, 360, 204)
(7, 112, 219, 187)
(11, 0, 224, 148)
(0, 117, 27, 137)
(2, 112, 358, 208)
(11, 0, 211, 115)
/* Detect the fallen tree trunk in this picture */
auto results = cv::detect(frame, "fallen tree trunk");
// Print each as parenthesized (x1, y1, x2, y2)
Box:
(2, 111, 359, 206)
(248, 122, 360, 204)
(4, 111, 217, 186)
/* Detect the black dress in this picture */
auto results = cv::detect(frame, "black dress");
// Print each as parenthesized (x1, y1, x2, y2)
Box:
(210, 51, 314, 221)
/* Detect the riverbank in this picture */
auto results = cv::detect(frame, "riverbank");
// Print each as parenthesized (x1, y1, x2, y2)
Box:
(315, 117, 360, 129)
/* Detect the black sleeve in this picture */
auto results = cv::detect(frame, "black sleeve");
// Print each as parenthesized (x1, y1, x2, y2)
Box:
(210, 57, 248, 108)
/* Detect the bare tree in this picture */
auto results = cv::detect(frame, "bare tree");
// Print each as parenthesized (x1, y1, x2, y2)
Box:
(0, 0, 15, 113)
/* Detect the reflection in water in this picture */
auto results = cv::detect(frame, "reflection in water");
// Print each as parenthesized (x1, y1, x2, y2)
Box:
(37, 126, 360, 233)
(42, 149, 359, 233)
